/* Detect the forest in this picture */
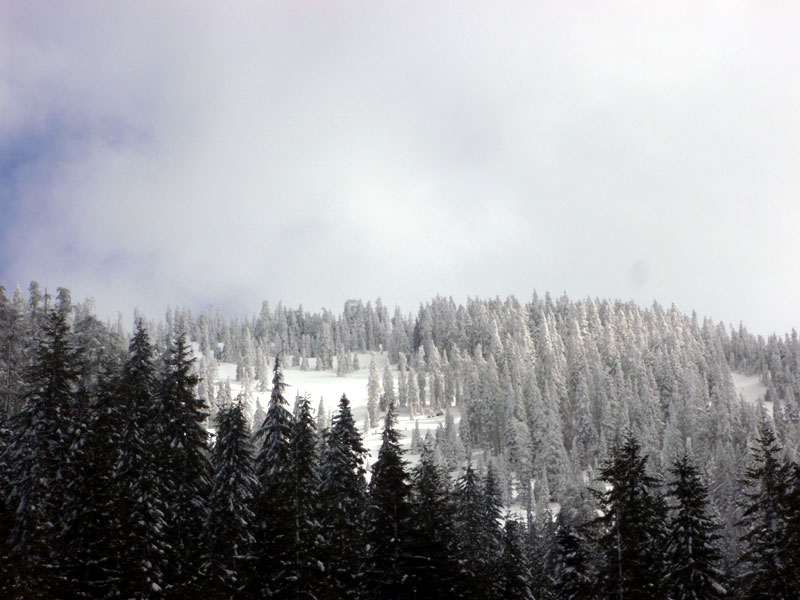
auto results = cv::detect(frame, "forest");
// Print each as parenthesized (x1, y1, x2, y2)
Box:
(1, 282, 800, 599)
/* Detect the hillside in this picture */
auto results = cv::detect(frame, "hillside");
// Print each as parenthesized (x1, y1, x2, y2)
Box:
(3, 284, 800, 598)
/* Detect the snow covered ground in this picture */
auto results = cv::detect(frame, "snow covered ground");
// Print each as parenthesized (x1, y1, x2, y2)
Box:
(206, 351, 453, 467)
(730, 371, 772, 417)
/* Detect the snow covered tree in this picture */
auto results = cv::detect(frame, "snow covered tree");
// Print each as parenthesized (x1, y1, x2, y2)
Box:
(590, 432, 668, 600)
(252, 399, 266, 434)
(319, 393, 368, 599)
(381, 364, 395, 412)
(367, 357, 381, 427)
(0, 285, 26, 415)
(286, 393, 322, 599)
(316, 396, 328, 432)
(115, 320, 172, 598)
(5, 300, 81, 598)
(250, 354, 293, 598)
(736, 421, 799, 599)
(407, 441, 458, 598)
(57, 350, 127, 599)
(454, 463, 503, 600)
(156, 331, 211, 596)
(0, 410, 13, 593)
(664, 453, 726, 599)
(363, 403, 414, 600)
(410, 419, 421, 453)
(552, 516, 595, 600)
(203, 399, 257, 599)
(500, 518, 535, 600)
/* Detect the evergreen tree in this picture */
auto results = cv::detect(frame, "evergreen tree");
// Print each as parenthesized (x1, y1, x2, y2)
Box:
(454, 463, 503, 600)
(407, 442, 458, 598)
(665, 453, 726, 599)
(251, 354, 293, 598)
(203, 400, 257, 599)
(785, 461, 800, 593)
(590, 432, 668, 600)
(381, 364, 395, 412)
(367, 357, 381, 427)
(157, 331, 210, 596)
(115, 320, 172, 598)
(736, 421, 798, 599)
(286, 393, 322, 599)
(0, 410, 13, 593)
(316, 396, 328, 432)
(59, 353, 126, 599)
(6, 299, 81, 598)
(0, 285, 26, 415)
(319, 394, 368, 600)
(552, 517, 595, 600)
(363, 403, 414, 600)
(500, 518, 535, 600)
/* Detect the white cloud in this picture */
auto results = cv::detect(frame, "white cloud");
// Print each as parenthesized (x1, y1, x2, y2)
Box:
(1, 1, 799, 334)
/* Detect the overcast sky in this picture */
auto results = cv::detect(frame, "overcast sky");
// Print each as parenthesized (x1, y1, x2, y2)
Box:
(1, 1, 799, 335)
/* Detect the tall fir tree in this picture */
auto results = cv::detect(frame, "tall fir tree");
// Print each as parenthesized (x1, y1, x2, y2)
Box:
(59, 352, 126, 599)
(364, 402, 414, 600)
(6, 298, 81, 598)
(736, 420, 799, 599)
(203, 399, 257, 599)
(115, 320, 172, 599)
(319, 394, 368, 600)
(500, 518, 535, 600)
(157, 331, 210, 597)
(665, 453, 726, 600)
(286, 393, 322, 599)
(454, 463, 504, 600)
(590, 432, 668, 600)
(380, 364, 395, 412)
(367, 357, 381, 427)
(251, 354, 293, 598)
(0, 409, 13, 593)
(552, 516, 595, 600)
(407, 441, 458, 599)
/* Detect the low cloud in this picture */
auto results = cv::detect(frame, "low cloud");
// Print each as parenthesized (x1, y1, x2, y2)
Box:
(1, 2, 799, 335)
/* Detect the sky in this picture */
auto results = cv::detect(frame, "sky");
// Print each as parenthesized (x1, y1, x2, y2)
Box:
(1, 1, 799, 336)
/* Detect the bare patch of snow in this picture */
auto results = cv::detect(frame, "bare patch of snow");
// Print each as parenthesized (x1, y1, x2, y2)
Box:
(731, 371, 772, 417)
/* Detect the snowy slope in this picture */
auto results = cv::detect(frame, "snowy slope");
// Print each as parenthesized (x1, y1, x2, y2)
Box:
(730, 371, 772, 417)
(206, 351, 453, 467)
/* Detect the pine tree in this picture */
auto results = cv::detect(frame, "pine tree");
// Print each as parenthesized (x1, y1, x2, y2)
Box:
(157, 331, 210, 596)
(59, 353, 126, 599)
(286, 393, 322, 599)
(410, 419, 421, 453)
(250, 354, 293, 598)
(454, 463, 503, 600)
(363, 402, 414, 600)
(552, 516, 595, 600)
(203, 400, 257, 599)
(0, 285, 26, 415)
(319, 394, 368, 599)
(367, 357, 381, 427)
(115, 320, 172, 598)
(665, 453, 726, 599)
(407, 441, 458, 598)
(500, 518, 535, 600)
(381, 364, 395, 412)
(736, 420, 798, 599)
(6, 299, 81, 598)
(316, 396, 328, 432)
(590, 432, 668, 600)
(785, 461, 800, 592)
(0, 410, 13, 593)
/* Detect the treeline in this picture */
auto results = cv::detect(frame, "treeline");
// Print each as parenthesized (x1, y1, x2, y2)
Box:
(150, 289, 800, 570)
(2, 291, 800, 598)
